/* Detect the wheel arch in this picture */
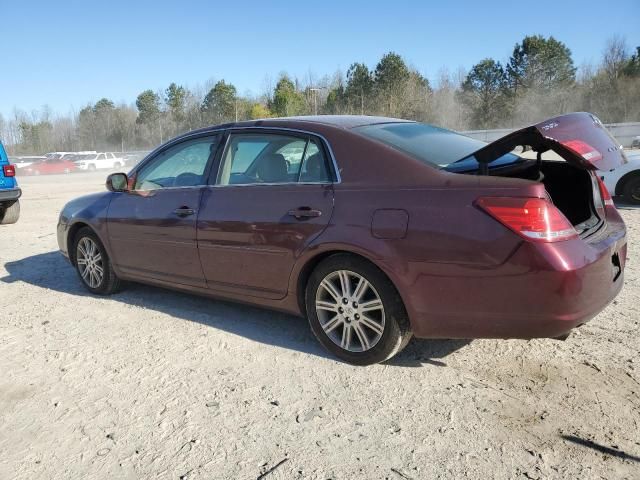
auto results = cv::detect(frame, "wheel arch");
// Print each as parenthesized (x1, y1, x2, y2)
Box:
(66, 222, 110, 266)
(615, 170, 640, 196)
(294, 247, 409, 321)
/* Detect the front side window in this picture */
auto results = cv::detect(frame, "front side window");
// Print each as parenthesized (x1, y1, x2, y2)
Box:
(217, 133, 331, 185)
(134, 136, 219, 190)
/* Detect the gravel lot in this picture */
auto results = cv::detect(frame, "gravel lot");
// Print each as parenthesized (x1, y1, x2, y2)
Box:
(1, 172, 639, 479)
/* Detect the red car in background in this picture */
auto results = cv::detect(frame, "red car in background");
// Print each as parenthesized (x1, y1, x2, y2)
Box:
(20, 157, 77, 175)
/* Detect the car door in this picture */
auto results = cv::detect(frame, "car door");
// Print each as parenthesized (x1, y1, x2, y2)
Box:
(197, 129, 335, 299)
(107, 134, 221, 287)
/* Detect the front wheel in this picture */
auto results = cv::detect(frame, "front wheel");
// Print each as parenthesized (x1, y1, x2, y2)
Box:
(72, 227, 122, 295)
(622, 176, 640, 205)
(306, 254, 412, 365)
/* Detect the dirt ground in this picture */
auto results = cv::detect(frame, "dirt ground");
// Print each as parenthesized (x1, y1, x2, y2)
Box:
(1, 171, 639, 480)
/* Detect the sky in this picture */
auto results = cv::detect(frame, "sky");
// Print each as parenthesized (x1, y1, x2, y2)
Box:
(1, 0, 639, 118)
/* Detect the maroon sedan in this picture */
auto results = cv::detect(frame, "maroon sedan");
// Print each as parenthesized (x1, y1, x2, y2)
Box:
(57, 113, 627, 364)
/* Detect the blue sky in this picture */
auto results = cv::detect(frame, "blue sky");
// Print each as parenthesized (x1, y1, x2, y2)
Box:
(1, 0, 639, 118)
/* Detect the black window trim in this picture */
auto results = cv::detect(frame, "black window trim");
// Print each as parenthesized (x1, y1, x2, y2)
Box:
(130, 126, 341, 189)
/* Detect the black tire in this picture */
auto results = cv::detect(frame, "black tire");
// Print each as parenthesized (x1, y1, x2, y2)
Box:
(305, 253, 412, 365)
(72, 227, 122, 295)
(622, 176, 640, 205)
(0, 200, 20, 224)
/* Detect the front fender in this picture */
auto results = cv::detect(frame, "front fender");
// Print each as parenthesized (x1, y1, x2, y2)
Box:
(58, 192, 114, 261)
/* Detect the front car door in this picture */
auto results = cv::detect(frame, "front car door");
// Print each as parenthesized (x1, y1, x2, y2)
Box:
(197, 129, 335, 299)
(107, 134, 221, 287)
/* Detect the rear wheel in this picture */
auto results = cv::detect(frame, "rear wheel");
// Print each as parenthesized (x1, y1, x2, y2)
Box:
(0, 200, 20, 224)
(306, 254, 411, 365)
(622, 176, 640, 205)
(72, 227, 121, 295)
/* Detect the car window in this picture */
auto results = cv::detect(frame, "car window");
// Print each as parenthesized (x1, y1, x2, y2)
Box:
(217, 133, 331, 185)
(97, 153, 105, 160)
(299, 138, 331, 183)
(134, 136, 219, 190)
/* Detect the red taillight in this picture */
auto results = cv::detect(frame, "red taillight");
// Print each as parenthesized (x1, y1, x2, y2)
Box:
(596, 176, 614, 207)
(561, 139, 603, 163)
(2, 164, 15, 177)
(476, 197, 577, 243)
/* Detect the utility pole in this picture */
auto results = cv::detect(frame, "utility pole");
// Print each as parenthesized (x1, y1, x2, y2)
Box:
(309, 88, 321, 115)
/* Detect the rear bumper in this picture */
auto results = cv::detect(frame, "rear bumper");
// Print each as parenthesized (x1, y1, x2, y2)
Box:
(0, 187, 21, 202)
(406, 214, 627, 339)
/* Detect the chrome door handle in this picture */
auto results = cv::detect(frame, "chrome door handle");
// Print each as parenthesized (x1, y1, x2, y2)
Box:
(173, 207, 195, 217)
(288, 207, 322, 219)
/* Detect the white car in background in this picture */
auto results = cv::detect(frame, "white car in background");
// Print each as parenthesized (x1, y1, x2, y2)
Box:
(73, 152, 125, 171)
(9, 156, 47, 169)
(599, 150, 640, 205)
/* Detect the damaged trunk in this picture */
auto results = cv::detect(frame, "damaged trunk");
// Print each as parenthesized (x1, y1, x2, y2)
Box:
(451, 112, 627, 238)
(493, 160, 603, 236)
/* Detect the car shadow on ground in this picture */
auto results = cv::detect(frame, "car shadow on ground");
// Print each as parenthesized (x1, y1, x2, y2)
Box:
(1, 251, 469, 367)
(614, 197, 640, 210)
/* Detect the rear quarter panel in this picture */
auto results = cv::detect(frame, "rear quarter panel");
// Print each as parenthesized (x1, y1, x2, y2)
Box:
(292, 169, 546, 327)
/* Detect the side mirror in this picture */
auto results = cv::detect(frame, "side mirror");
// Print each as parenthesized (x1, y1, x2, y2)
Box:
(106, 173, 129, 192)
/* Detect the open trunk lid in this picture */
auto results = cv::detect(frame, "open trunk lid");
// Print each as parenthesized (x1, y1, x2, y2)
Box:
(467, 112, 628, 173)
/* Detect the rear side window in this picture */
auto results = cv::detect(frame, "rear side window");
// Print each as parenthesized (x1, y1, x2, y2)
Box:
(217, 133, 331, 185)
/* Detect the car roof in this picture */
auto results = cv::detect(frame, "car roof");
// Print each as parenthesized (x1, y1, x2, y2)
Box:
(266, 115, 415, 129)
(183, 115, 415, 138)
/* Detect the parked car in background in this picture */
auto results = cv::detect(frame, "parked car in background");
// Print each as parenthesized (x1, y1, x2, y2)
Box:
(599, 150, 640, 204)
(73, 152, 125, 171)
(58, 113, 627, 365)
(631, 136, 640, 149)
(0, 143, 21, 224)
(9, 155, 47, 169)
(22, 157, 77, 175)
(122, 152, 148, 169)
(45, 151, 96, 160)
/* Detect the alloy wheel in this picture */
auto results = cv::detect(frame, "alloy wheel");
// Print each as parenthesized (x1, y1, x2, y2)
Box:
(315, 270, 385, 352)
(76, 237, 104, 288)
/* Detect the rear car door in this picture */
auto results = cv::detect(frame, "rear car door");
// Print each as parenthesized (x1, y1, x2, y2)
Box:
(197, 129, 335, 299)
(107, 134, 221, 287)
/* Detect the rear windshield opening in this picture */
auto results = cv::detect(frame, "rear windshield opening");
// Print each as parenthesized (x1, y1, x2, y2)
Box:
(354, 122, 522, 170)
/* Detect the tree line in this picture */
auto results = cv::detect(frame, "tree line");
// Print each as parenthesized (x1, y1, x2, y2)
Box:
(2, 34, 639, 155)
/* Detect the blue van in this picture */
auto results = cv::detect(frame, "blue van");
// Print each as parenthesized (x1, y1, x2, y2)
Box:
(0, 142, 21, 224)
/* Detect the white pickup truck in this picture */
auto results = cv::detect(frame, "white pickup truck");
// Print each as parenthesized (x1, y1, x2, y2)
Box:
(73, 152, 125, 171)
